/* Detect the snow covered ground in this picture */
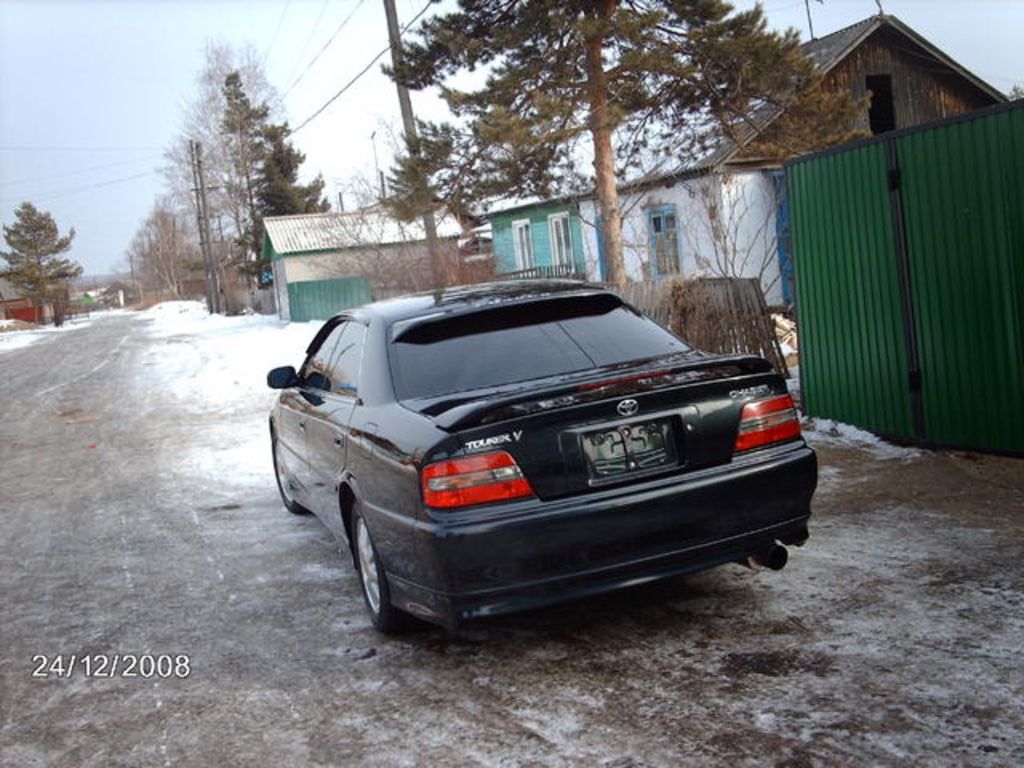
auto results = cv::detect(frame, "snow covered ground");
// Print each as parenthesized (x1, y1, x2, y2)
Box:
(137, 301, 320, 488)
(139, 300, 316, 408)
(0, 312, 97, 354)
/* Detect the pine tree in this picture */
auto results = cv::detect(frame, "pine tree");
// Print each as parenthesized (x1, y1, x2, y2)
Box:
(1, 202, 80, 325)
(257, 124, 330, 218)
(220, 73, 329, 282)
(389, 0, 861, 288)
(221, 71, 271, 271)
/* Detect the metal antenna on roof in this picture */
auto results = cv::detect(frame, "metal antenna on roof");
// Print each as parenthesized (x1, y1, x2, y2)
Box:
(875, 0, 885, 14)
(803, 0, 822, 40)
(370, 130, 382, 202)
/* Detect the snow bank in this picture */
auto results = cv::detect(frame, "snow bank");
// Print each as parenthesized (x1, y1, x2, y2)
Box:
(143, 300, 234, 338)
(0, 314, 95, 354)
(802, 417, 922, 460)
(0, 330, 49, 353)
(138, 301, 319, 413)
(136, 302, 323, 495)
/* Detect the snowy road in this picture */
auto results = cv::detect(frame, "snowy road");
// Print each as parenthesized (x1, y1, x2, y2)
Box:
(1, 309, 1022, 767)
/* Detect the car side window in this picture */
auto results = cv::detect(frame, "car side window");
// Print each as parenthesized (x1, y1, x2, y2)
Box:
(303, 323, 347, 391)
(327, 322, 366, 398)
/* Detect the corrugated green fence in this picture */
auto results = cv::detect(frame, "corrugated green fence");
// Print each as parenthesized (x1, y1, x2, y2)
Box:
(789, 101, 1024, 455)
(286, 277, 373, 322)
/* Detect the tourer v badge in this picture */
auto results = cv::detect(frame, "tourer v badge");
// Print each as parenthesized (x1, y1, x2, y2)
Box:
(465, 431, 524, 452)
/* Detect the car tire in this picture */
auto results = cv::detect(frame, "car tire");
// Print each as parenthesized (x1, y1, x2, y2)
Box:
(352, 504, 407, 634)
(271, 430, 310, 516)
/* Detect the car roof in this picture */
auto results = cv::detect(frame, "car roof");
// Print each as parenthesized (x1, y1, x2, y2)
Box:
(339, 279, 614, 325)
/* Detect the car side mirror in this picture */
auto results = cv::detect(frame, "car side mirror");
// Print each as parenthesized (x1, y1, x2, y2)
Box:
(267, 366, 299, 389)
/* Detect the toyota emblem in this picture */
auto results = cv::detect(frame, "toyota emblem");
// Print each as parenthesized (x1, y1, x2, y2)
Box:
(617, 398, 639, 417)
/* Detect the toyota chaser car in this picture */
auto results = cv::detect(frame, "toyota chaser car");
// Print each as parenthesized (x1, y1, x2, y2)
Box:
(267, 281, 817, 632)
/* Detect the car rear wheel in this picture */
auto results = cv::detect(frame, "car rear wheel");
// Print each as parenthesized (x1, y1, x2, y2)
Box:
(352, 506, 406, 634)
(272, 431, 310, 515)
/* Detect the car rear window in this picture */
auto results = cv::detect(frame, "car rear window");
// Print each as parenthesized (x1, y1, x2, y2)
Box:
(389, 295, 689, 399)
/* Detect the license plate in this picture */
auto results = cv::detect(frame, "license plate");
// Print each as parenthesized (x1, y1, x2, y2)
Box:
(582, 418, 677, 480)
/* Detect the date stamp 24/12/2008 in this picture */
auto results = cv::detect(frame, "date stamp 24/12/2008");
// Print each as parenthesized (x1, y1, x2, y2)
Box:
(31, 654, 191, 679)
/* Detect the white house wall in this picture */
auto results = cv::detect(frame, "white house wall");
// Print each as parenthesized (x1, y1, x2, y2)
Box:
(279, 242, 444, 291)
(578, 171, 784, 305)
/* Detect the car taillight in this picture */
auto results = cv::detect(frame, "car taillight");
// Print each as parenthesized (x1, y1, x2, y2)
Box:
(421, 451, 534, 508)
(734, 394, 801, 452)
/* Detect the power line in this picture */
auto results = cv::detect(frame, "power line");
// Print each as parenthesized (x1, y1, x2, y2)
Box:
(0, 155, 162, 189)
(0, 145, 161, 152)
(280, 0, 368, 101)
(261, 0, 294, 68)
(2, 170, 158, 204)
(290, 0, 433, 135)
(282, 0, 332, 91)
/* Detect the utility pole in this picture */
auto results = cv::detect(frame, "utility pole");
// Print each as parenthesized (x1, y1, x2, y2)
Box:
(196, 145, 220, 314)
(382, 0, 445, 288)
(128, 246, 136, 301)
(189, 140, 220, 313)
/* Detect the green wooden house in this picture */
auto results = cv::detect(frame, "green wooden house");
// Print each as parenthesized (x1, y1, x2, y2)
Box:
(488, 199, 587, 278)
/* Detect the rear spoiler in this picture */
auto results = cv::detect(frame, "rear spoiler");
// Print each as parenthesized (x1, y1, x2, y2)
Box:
(391, 290, 621, 343)
(409, 354, 772, 431)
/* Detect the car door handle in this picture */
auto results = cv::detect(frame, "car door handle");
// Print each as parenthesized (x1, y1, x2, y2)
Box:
(298, 421, 306, 430)
(334, 436, 344, 447)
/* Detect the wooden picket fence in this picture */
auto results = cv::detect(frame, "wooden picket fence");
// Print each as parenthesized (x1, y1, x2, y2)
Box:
(613, 278, 788, 377)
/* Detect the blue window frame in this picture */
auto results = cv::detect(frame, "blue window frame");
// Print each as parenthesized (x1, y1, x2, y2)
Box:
(646, 205, 680, 278)
(770, 171, 794, 304)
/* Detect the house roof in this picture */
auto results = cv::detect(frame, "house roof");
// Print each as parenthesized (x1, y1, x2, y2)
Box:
(0, 278, 23, 301)
(483, 194, 582, 219)
(263, 206, 464, 256)
(696, 15, 1003, 172)
(803, 15, 1003, 102)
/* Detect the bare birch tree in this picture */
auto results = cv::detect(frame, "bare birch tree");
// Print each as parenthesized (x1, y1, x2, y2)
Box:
(683, 173, 780, 296)
(128, 200, 201, 298)
(161, 42, 281, 275)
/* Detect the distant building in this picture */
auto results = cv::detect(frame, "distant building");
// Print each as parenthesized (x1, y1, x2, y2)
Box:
(486, 197, 587, 280)
(262, 206, 466, 321)
(0, 277, 54, 324)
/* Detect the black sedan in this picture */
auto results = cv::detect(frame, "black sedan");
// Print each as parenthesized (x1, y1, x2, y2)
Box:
(267, 281, 816, 632)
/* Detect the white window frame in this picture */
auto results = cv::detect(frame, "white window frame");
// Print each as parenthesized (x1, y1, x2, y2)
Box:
(548, 212, 572, 268)
(512, 219, 534, 270)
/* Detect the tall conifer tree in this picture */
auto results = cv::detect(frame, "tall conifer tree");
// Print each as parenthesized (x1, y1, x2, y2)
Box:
(1, 202, 80, 324)
(389, 0, 861, 287)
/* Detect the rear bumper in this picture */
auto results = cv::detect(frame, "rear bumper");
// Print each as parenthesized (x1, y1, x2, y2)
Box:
(389, 443, 816, 627)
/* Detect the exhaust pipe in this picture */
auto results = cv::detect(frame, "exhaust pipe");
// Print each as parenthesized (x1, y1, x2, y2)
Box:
(745, 543, 788, 572)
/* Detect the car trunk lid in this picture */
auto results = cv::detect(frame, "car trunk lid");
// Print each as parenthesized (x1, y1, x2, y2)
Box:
(410, 354, 786, 501)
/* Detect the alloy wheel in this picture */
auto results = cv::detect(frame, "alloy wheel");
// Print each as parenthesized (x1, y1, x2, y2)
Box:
(356, 519, 381, 614)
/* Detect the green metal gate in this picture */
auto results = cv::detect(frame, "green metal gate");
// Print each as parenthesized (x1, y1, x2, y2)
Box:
(286, 277, 373, 323)
(789, 101, 1024, 455)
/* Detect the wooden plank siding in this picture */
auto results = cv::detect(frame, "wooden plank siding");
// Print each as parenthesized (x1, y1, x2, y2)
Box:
(733, 26, 1000, 165)
(490, 202, 586, 274)
(826, 30, 996, 133)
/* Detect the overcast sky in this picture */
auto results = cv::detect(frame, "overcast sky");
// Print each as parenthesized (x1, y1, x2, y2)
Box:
(1, 0, 1021, 276)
